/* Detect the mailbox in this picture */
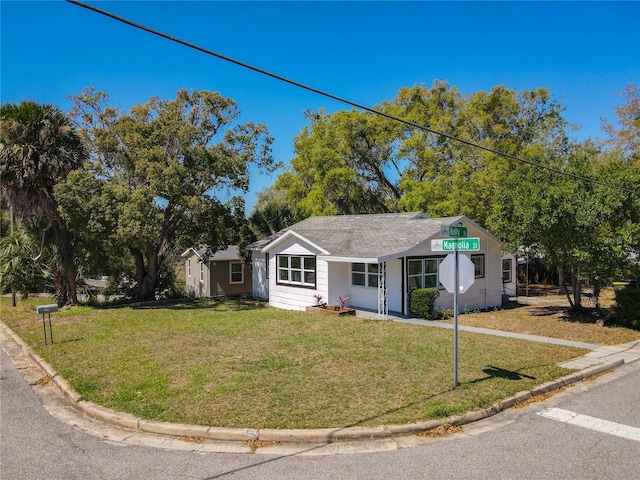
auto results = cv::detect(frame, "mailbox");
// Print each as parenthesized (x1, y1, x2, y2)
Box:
(36, 304, 58, 315)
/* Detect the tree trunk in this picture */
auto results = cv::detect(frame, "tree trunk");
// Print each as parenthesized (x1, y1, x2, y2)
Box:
(572, 266, 582, 310)
(557, 265, 564, 289)
(65, 263, 78, 305)
(55, 272, 69, 308)
(131, 246, 160, 301)
(593, 276, 602, 312)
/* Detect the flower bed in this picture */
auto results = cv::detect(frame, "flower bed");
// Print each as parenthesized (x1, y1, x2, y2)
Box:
(306, 306, 356, 316)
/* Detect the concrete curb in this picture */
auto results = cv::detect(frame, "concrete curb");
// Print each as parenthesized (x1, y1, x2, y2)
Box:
(0, 320, 632, 446)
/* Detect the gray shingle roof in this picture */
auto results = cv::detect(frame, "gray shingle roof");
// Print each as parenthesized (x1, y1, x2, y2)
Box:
(182, 245, 241, 261)
(251, 212, 471, 261)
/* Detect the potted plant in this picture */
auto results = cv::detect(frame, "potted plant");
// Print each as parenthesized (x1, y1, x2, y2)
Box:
(338, 296, 349, 310)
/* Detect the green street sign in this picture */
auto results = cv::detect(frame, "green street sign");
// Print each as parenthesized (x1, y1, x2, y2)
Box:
(442, 237, 480, 251)
(448, 226, 468, 238)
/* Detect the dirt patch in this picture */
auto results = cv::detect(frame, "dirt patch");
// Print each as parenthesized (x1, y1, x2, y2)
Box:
(244, 439, 282, 450)
(418, 423, 463, 438)
(180, 436, 206, 443)
(513, 387, 566, 409)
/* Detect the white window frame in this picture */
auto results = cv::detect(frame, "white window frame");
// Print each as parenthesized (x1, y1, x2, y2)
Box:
(471, 254, 485, 279)
(200, 262, 204, 282)
(229, 261, 244, 284)
(187, 258, 191, 277)
(408, 257, 445, 291)
(276, 255, 316, 288)
(351, 263, 379, 288)
(502, 258, 513, 283)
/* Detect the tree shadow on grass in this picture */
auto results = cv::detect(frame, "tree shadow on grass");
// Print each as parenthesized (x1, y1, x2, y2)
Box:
(96, 297, 268, 312)
(478, 365, 537, 381)
(529, 306, 567, 316)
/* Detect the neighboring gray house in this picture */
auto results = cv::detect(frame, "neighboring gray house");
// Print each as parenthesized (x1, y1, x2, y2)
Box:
(248, 213, 515, 317)
(181, 245, 251, 298)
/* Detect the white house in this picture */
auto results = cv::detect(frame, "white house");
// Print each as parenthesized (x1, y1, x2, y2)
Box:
(181, 245, 252, 298)
(248, 213, 516, 317)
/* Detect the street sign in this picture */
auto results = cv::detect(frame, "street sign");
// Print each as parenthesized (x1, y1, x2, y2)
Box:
(441, 238, 480, 251)
(440, 225, 468, 237)
(439, 253, 475, 294)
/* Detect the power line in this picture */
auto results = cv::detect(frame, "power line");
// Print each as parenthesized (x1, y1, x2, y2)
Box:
(66, 0, 640, 196)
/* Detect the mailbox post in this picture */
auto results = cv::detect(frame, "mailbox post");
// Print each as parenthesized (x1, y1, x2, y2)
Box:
(36, 304, 58, 345)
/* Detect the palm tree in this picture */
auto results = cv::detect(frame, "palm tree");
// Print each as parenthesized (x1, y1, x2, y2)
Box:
(0, 101, 85, 305)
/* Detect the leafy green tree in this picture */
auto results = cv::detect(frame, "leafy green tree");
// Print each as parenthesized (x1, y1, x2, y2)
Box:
(236, 187, 305, 262)
(396, 82, 568, 225)
(64, 88, 275, 300)
(0, 224, 55, 298)
(0, 101, 86, 305)
(249, 187, 306, 236)
(276, 81, 568, 224)
(490, 140, 640, 308)
(276, 108, 404, 215)
(601, 83, 639, 169)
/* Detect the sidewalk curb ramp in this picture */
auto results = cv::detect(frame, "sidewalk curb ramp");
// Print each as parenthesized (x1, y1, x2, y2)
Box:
(0, 320, 631, 447)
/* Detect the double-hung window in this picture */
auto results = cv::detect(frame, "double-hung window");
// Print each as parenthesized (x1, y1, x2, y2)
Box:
(502, 258, 512, 283)
(230, 262, 243, 284)
(351, 263, 379, 288)
(471, 254, 485, 278)
(408, 257, 443, 291)
(200, 262, 204, 282)
(277, 255, 316, 287)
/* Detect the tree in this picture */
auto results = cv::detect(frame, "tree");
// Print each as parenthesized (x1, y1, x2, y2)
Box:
(275, 81, 569, 224)
(396, 82, 568, 226)
(65, 88, 275, 300)
(237, 186, 306, 261)
(490, 140, 640, 309)
(0, 101, 86, 305)
(0, 224, 56, 298)
(601, 83, 639, 169)
(248, 187, 305, 237)
(276, 108, 404, 216)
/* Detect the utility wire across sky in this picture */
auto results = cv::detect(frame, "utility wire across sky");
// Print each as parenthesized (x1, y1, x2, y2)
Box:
(67, 0, 639, 196)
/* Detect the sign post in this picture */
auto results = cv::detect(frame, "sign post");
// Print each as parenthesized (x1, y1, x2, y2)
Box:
(454, 247, 459, 388)
(36, 304, 58, 345)
(437, 239, 479, 389)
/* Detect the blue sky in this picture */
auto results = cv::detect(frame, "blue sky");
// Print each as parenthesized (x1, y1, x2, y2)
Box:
(2, 1, 639, 212)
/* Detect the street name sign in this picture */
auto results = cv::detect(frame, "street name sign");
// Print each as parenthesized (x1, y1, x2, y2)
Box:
(440, 225, 468, 237)
(442, 237, 480, 251)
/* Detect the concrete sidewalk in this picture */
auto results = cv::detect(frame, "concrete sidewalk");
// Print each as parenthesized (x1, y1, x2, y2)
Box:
(356, 310, 640, 368)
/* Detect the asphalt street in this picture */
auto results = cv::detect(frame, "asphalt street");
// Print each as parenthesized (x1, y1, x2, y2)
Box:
(2, 343, 639, 480)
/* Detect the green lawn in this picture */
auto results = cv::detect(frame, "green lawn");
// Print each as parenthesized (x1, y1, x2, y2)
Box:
(2, 297, 587, 429)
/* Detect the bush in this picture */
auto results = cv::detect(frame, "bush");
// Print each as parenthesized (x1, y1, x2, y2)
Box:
(613, 286, 640, 330)
(410, 288, 440, 319)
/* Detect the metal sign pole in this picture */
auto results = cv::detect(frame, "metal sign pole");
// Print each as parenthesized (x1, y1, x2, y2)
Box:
(42, 313, 47, 345)
(453, 246, 459, 389)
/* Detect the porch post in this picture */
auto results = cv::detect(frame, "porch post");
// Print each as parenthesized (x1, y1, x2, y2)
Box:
(377, 261, 388, 320)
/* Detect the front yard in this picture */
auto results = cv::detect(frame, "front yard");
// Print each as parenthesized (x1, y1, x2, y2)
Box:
(453, 288, 640, 346)
(2, 293, 636, 430)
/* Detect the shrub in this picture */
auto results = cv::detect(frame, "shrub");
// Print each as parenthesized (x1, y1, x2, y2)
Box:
(410, 288, 440, 319)
(433, 307, 454, 320)
(613, 286, 640, 330)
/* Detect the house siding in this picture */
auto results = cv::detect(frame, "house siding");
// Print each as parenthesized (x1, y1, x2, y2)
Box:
(184, 252, 209, 297)
(252, 252, 268, 299)
(387, 259, 403, 313)
(209, 260, 251, 296)
(267, 238, 328, 311)
(252, 214, 506, 316)
(404, 225, 503, 313)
